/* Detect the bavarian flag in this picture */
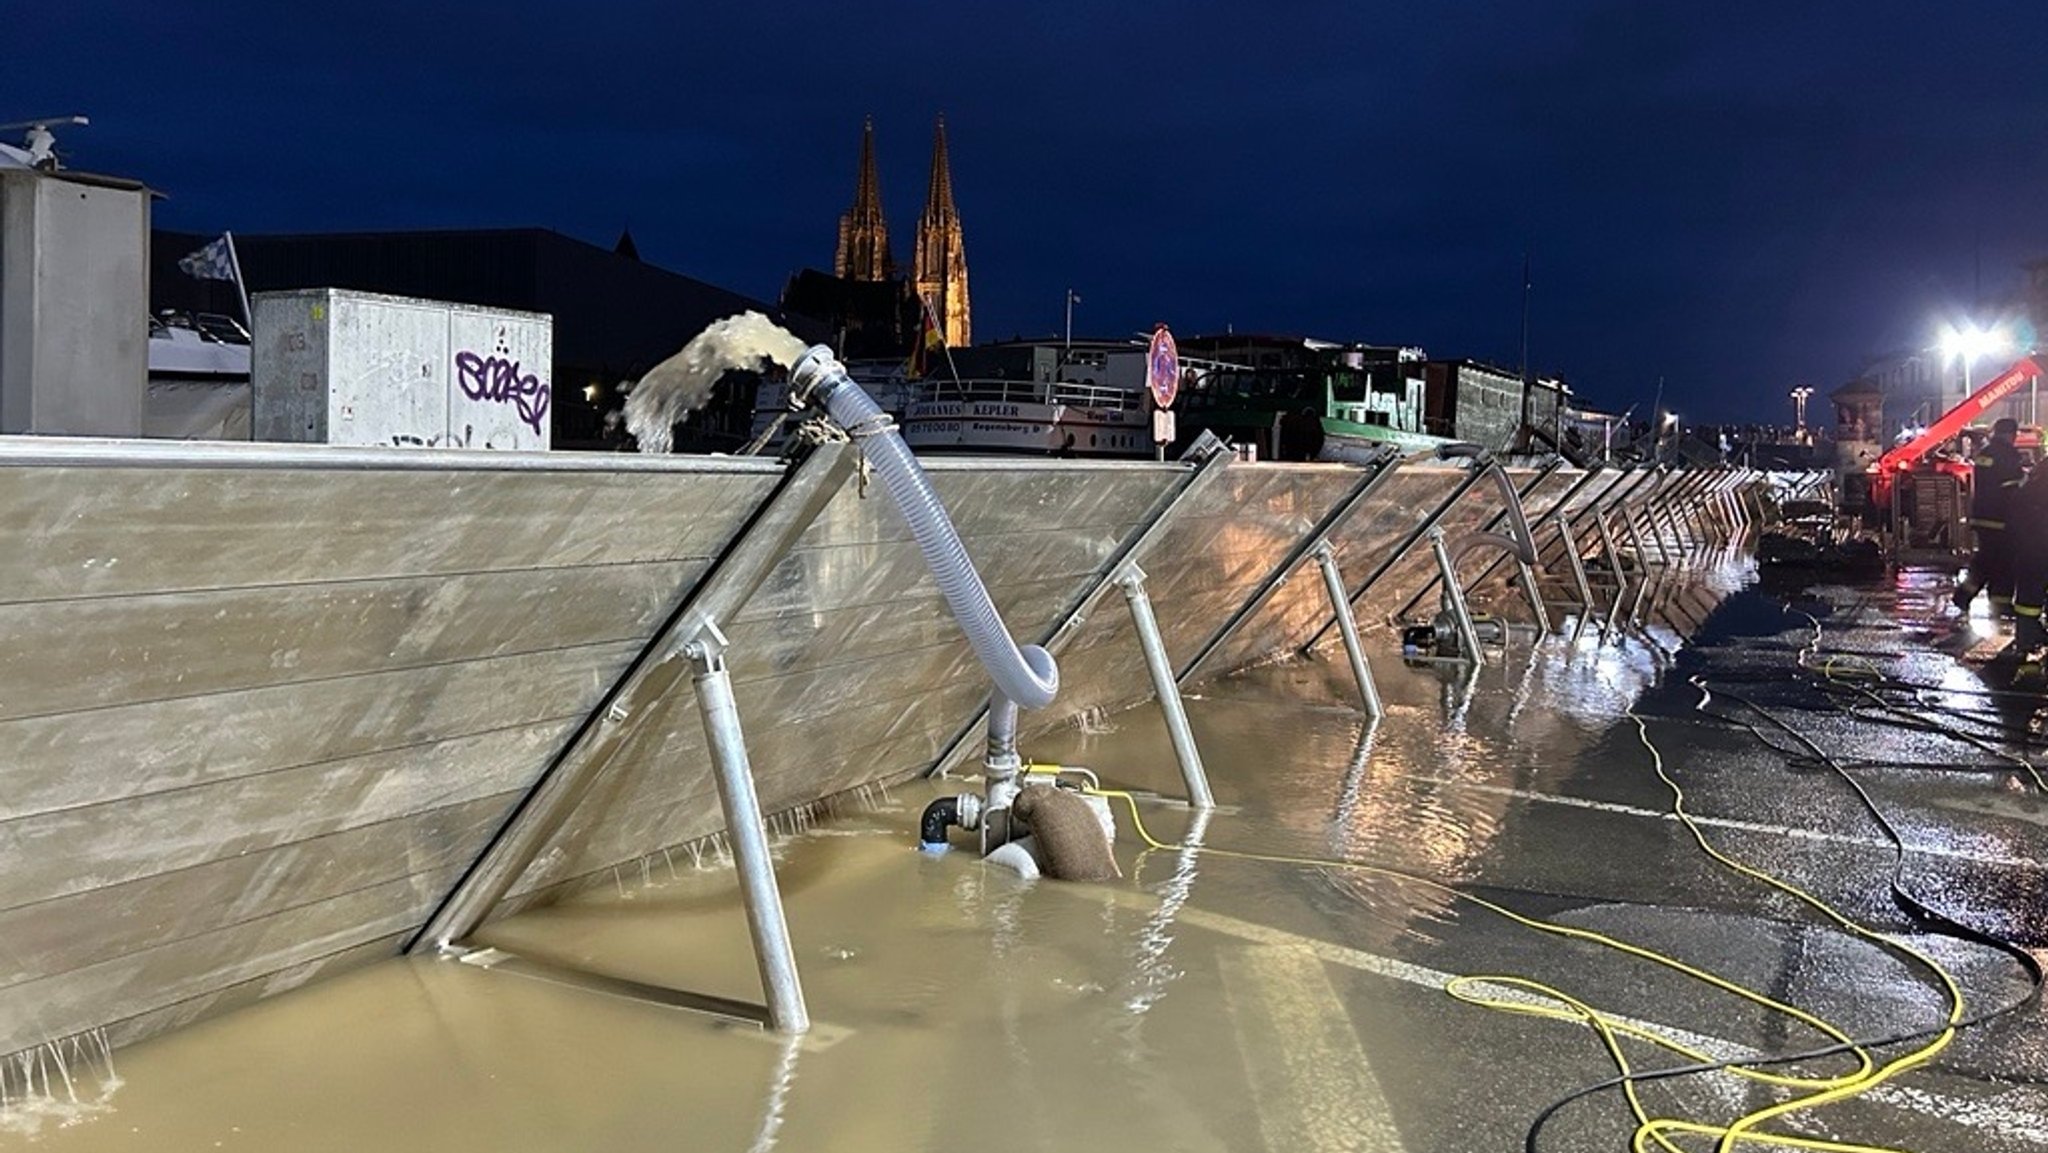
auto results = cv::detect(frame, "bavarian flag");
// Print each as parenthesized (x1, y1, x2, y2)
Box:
(908, 296, 945, 377)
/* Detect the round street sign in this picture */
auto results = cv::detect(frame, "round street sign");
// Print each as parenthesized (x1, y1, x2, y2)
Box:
(1147, 325, 1179, 409)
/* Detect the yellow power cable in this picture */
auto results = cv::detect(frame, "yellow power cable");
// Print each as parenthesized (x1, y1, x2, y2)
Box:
(1026, 691, 1968, 1153)
(1621, 695, 1962, 1153)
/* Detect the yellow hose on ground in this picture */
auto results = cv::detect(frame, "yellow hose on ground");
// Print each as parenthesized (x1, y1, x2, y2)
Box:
(1027, 695, 1968, 1153)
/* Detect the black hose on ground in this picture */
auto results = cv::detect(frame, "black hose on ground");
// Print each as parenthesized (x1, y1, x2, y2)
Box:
(1524, 678, 2047, 1152)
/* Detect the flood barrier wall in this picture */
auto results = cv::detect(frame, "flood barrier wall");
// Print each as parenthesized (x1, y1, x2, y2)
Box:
(0, 436, 1794, 1062)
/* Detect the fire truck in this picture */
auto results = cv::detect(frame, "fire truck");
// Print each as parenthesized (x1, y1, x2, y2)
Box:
(1869, 354, 2044, 552)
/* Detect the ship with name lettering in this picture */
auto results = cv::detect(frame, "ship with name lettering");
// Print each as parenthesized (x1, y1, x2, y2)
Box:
(899, 340, 1164, 456)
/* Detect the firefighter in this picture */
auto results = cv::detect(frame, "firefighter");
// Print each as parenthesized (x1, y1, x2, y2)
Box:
(2006, 454, 2048, 672)
(1954, 417, 2025, 614)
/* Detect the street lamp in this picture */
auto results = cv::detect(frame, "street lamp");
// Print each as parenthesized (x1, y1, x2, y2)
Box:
(1661, 411, 1679, 462)
(1790, 386, 1814, 444)
(1938, 321, 2013, 398)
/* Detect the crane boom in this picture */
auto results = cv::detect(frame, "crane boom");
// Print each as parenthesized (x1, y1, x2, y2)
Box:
(1876, 354, 2044, 478)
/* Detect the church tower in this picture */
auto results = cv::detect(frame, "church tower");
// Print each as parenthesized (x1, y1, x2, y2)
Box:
(912, 116, 971, 347)
(835, 118, 892, 281)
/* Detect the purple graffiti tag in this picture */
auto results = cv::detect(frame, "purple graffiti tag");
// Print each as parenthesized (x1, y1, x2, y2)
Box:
(454, 350, 550, 434)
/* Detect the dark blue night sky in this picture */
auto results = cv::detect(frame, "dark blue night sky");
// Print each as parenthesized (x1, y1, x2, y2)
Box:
(14, 1, 2046, 421)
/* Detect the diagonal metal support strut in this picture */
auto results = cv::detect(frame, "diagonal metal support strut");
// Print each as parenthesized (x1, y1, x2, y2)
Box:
(409, 444, 856, 956)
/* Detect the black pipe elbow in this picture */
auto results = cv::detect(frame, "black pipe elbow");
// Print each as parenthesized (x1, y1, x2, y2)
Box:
(919, 797, 962, 853)
(1435, 441, 1487, 462)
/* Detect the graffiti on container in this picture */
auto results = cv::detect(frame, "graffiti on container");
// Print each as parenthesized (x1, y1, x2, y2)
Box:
(454, 350, 550, 434)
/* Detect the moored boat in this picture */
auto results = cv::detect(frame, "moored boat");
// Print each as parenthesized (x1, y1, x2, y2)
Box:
(901, 376, 1150, 456)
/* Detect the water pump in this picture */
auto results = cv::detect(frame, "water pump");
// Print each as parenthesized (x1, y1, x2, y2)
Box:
(1402, 611, 1505, 660)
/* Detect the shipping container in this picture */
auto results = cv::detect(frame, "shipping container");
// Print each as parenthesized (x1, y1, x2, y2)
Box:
(251, 288, 552, 450)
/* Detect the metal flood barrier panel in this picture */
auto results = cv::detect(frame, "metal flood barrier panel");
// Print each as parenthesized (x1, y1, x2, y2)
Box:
(1190, 463, 1473, 677)
(0, 440, 789, 1059)
(1391, 464, 1578, 625)
(1019, 461, 1376, 736)
(494, 459, 1189, 912)
(0, 436, 1776, 1064)
(1341, 466, 1522, 641)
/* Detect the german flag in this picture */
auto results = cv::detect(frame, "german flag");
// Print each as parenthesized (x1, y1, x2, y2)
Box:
(908, 295, 945, 377)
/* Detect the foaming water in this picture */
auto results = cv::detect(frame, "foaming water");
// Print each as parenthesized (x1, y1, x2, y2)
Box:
(625, 311, 808, 453)
(0, 1031, 120, 1140)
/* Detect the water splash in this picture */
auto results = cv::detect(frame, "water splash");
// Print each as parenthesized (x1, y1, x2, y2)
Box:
(626, 311, 809, 453)
(0, 1029, 121, 1138)
(1075, 704, 1121, 736)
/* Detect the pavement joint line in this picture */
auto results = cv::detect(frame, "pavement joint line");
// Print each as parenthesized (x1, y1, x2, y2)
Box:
(1219, 943, 1409, 1152)
(1104, 894, 2048, 1147)
(1375, 772, 2048, 871)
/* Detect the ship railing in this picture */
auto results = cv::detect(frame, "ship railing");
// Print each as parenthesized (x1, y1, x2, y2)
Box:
(920, 378, 1142, 412)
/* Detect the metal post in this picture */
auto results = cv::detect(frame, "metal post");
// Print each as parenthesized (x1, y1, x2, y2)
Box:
(1311, 542, 1384, 719)
(1687, 475, 1722, 541)
(927, 438, 1238, 779)
(1688, 475, 1725, 541)
(1521, 467, 1636, 585)
(1116, 563, 1214, 809)
(1393, 459, 1563, 624)
(1700, 490, 1730, 547)
(1517, 555, 1554, 633)
(1186, 450, 1401, 681)
(1623, 514, 1656, 624)
(1712, 476, 1745, 543)
(1302, 464, 1492, 654)
(1429, 527, 1485, 663)
(686, 622, 809, 1036)
(224, 231, 254, 333)
(1668, 492, 1703, 551)
(1594, 509, 1630, 636)
(1554, 512, 1599, 639)
(1525, 466, 1620, 569)
(1650, 477, 1694, 551)
(1671, 473, 1711, 541)
(1658, 498, 1691, 565)
(1627, 503, 1670, 568)
(1640, 498, 1675, 566)
(1662, 473, 1711, 547)
(409, 445, 855, 955)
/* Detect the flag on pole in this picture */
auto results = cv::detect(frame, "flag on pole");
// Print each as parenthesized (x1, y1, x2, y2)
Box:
(176, 232, 253, 329)
(177, 235, 237, 281)
(908, 294, 945, 377)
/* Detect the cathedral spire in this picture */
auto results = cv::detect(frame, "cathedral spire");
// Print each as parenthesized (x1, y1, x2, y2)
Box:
(913, 115, 971, 347)
(923, 114, 956, 225)
(835, 117, 892, 281)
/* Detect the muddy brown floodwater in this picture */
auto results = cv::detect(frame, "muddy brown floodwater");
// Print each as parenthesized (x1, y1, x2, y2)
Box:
(8, 574, 2048, 1153)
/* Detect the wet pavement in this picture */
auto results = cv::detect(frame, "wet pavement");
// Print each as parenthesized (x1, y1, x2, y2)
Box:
(7, 559, 2048, 1152)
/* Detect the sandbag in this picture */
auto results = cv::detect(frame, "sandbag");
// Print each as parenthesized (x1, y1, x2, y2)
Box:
(1011, 784, 1120, 881)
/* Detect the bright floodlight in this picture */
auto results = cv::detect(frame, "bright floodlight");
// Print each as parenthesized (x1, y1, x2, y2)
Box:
(1663, 412, 1679, 426)
(1938, 322, 2011, 364)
